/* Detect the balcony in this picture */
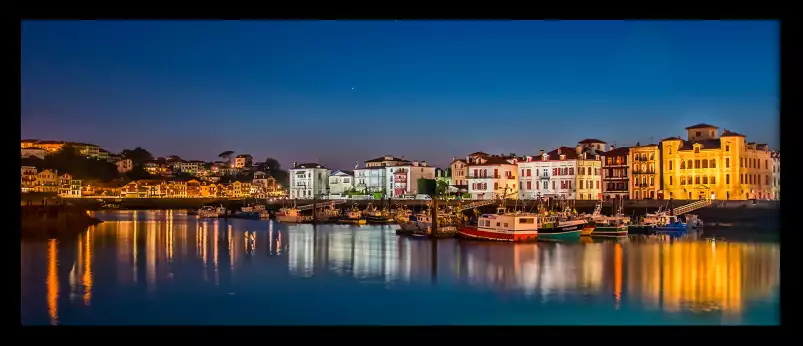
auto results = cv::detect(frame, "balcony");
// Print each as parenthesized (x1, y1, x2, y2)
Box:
(633, 183, 655, 188)
(632, 170, 656, 175)
(468, 175, 512, 179)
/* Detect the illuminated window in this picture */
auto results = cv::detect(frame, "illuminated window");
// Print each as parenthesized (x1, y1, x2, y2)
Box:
(702, 160, 708, 169)
(669, 161, 673, 170)
(695, 176, 700, 184)
(726, 174, 730, 184)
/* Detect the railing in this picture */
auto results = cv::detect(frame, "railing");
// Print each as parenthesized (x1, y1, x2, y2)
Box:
(468, 175, 502, 179)
(673, 199, 712, 215)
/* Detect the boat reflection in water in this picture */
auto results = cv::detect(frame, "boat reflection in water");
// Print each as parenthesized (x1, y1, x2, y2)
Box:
(20, 210, 780, 325)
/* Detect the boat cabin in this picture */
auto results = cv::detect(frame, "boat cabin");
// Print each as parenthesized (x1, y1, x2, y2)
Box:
(477, 213, 540, 233)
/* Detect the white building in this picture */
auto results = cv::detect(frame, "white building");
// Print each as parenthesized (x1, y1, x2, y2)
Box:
(234, 154, 253, 168)
(115, 158, 133, 173)
(467, 154, 519, 200)
(771, 151, 780, 200)
(386, 161, 436, 198)
(289, 162, 330, 199)
(354, 155, 410, 194)
(517, 146, 603, 200)
(328, 170, 354, 195)
(179, 160, 205, 175)
(21, 147, 49, 160)
(58, 173, 82, 198)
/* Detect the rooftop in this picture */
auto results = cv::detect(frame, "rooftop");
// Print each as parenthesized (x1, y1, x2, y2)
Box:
(685, 123, 719, 130)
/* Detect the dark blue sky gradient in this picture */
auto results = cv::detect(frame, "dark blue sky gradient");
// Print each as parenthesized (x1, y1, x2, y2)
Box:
(21, 20, 779, 170)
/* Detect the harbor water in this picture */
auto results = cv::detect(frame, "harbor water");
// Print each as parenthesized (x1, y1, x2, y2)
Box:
(20, 210, 780, 325)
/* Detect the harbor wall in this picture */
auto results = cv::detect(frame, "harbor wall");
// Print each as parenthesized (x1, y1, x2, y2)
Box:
(20, 205, 103, 238)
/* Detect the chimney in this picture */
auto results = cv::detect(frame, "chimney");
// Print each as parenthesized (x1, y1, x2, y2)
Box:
(413, 160, 419, 167)
(293, 161, 297, 168)
(557, 148, 561, 155)
(421, 161, 427, 167)
(575, 145, 582, 155)
(466, 155, 470, 162)
(610, 144, 615, 150)
(452, 157, 456, 163)
(539, 150, 544, 155)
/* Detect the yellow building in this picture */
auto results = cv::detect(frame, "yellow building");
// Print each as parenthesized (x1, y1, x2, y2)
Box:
(661, 124, 773, 201)
(629, 144, 661, 200)
(35, 169, 59, 193)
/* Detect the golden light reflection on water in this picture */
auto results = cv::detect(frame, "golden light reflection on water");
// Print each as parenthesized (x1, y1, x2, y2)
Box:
(22, 211, 780, 324)
(46, 239, 58, 325)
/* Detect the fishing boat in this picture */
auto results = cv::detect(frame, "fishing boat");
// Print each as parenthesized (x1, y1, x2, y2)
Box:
(364, 204, 394, 224)
(315, 203, 341, 222)
(458, 208, 540, 242)
(338, 205, 366, 225)
(198, 205, 226, 218)
(653, 214, 688, 233)
(393, 206, 412, 224)
(410, 232, 429, 239)
(259, 209, 271, 219)
(275, 207, 311, 223)
(537, 215, 585, 240)
(590, 216, 629, 237)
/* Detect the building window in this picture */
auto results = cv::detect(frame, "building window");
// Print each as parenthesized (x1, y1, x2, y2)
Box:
(702, 160, 708, 169)
(695, 176, 700, 184)
(766, 175, 770, 185)
(710, 159, 716, 168)
(740, 174, 743, 184)
(694, 160, 700, 169)
(680, 176, 685, 185)
(526, 181, 531, 190)
(765, 160, 768, 170)
(669, 161, 673, 170)
(596, 181, 599, 189)
(726, 158, 730, 168)
(687, 160, 692, 169)
(726, 174, 730, 184)
(702, 176, 708, 184)
(649, 153, 654, 160)
(696, 131, 701, 137)
(680, 161, 685, 169)
(694, 147, 700, 153)
(725, 145, 730, 152)
(740, 159, 743, 168)
(552, 181, 555, 190)
(569, 168, 574, 175)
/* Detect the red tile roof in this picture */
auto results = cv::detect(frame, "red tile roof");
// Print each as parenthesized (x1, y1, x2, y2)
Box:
(602, 146, 631, 156)
(685, 123, 719, 129)
(578, 138, 607, 144)
(721, 130, 746, 137)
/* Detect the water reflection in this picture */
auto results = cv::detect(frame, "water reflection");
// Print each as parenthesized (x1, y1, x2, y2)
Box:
(20, 211, 780, 325)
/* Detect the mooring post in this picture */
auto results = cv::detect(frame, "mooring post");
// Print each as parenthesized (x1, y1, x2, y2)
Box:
(430, 196, 438, 238)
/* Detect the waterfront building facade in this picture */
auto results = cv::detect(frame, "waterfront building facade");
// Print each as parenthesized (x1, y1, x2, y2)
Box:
(354, 155, 411, 195)
(21, 166, 37, 192)
(661, 124, 772, 201)
(468, 154, 518, 200)
(518, 145, 603, 201)
(629, 144, 662, 200)
(601, 146, 630, 200)
(386, 160, 435, 198)
(234, 154, 253, 168)
(771, 151, 780, 200)
(289, 162, 330, 199)
(328, 170, 354, 195)
(449, 158, 468, 188)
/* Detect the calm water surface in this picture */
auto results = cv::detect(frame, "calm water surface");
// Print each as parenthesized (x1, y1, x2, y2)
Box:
(20, 210, 780, 325)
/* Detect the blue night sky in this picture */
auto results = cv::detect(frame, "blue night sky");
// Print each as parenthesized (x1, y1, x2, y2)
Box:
(21, 20, 779, 170)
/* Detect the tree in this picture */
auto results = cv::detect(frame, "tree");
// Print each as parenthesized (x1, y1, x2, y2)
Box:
(121, 147, 154, 166)
(417, 178, 437, 196)
(125, 165, 152, 181)
(219, 151, 235, 163)
(38, 144, 120, 182)
(436, 179, 450, 196)
(261, 157, 281, 171)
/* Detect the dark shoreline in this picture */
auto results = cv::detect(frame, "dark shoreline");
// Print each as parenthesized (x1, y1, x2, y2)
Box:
(20, 205, 103, 238)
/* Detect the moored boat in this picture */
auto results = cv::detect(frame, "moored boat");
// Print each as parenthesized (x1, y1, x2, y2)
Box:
(198, 205, 226, 218)
(276, 207, 311, 223)
(458, 208, 539, 242)
(590, 216, 629, 237)
(537, 216, 585, 240)
(338, 205, 366, 225)
(365, 205, 394, 223)
(653, 214, 688, 233)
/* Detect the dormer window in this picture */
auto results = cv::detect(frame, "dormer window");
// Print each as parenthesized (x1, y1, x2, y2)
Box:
(542, 155, 547, 161)
(595, 155, 600, 161)
(560, 154, 566, 160)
